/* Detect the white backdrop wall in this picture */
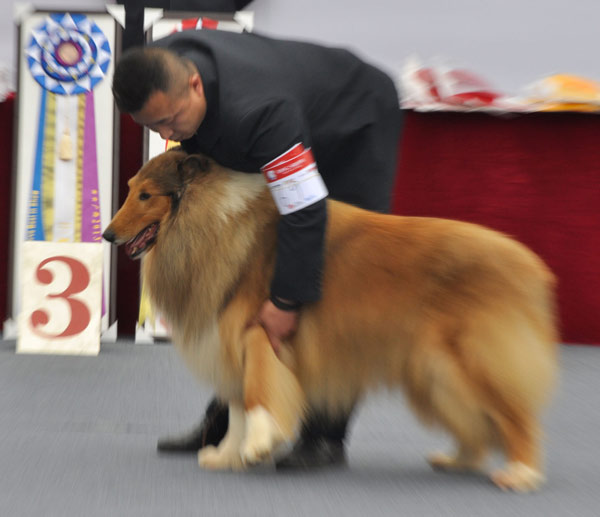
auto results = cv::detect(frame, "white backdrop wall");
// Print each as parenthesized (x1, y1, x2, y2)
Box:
(250, 0, 600, 94)
(2, 0, 600, 96)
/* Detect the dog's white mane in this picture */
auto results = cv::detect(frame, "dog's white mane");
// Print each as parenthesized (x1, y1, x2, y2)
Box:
(218, 171, 268, 222)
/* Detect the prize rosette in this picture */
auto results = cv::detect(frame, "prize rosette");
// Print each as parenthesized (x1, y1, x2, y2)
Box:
(26, 13, 111, 95)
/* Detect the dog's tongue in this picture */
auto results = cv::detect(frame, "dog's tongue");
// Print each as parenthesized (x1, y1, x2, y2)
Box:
(125, 223, 159, 258)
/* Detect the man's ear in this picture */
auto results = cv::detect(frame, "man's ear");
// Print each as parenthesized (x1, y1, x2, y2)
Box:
(190, 73, 204, 96)
(176, 154, 211, 186)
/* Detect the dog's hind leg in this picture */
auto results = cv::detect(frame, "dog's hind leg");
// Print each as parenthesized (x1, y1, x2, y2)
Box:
(408, 343, 490, 474)
(198, 403, 246, 471)
(426, 379, 489, 473)
(240, 326, 305, 466)
(489, 411, 545, 492)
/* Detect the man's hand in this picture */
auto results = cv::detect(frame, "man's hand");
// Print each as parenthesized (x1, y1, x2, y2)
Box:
(256, 299, 300, 356)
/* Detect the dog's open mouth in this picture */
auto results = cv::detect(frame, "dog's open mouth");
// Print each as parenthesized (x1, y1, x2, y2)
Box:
(125, 223, 159, 259)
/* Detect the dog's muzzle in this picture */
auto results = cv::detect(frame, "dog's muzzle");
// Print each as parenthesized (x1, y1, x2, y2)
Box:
(102, 228, 116, 243)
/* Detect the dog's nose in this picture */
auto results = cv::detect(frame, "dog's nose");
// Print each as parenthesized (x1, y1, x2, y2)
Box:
(102, 228, 116, 243)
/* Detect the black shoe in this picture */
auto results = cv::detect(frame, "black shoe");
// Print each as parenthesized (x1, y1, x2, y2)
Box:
(157, 399, 229, 453)
(275, 436, 346, 470)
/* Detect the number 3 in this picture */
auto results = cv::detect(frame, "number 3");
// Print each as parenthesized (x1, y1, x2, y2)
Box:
(30, 256, 92, 338)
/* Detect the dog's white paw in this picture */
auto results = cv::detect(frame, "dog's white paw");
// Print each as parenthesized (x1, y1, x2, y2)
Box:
(427, 450, 484, 472)
(198, 445, 244, 471)
(490, 461, 545, 492)
(428, 451, 459, 470)
(240, 406, 283, 466)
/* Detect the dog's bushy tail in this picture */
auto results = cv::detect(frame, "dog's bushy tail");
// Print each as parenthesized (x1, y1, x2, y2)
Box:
(402, 293, 558, 464)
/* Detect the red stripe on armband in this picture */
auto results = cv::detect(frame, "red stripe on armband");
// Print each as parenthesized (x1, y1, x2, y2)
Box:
(180, 18, 199, 31)
(261, 144, 316, 183)
(201, 17, 219, 30)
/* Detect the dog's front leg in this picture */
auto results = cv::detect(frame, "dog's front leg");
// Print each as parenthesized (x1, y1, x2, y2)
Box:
(240, 325, 305, 466)
(198, 403, 245, 471)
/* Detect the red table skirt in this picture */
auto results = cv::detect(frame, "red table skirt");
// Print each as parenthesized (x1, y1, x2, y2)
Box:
(392, 110, 600, 345)
(1, 100, 598, 344)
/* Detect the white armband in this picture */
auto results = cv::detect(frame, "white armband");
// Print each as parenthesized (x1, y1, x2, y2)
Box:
(261, 143, 328, 215)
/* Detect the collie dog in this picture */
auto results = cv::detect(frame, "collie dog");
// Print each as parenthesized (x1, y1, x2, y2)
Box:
(103, 149, 558, 491)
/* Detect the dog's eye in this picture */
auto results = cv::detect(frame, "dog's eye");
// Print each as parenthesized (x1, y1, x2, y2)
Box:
(139, 192, 151, 201)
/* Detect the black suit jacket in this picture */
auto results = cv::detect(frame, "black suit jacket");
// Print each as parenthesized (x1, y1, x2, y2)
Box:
(152, 29, 398, 303)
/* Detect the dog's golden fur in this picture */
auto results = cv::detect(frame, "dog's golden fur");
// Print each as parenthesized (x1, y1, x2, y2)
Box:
(105, 149, 559, 491)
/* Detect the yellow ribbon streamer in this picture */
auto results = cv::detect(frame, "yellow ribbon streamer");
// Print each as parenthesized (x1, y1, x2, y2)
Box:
(41, 91, 56, 240)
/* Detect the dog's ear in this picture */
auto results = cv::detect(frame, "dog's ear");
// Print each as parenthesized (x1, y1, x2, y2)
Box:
(177, 154, 212, 186)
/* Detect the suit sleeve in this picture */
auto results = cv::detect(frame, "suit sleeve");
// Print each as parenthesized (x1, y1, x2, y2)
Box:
(237, 99, 328, 303)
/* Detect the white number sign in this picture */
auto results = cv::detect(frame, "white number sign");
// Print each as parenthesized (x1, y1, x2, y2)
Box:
(17, 241, 103, 355)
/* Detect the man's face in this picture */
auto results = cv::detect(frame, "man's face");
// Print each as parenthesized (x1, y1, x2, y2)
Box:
(132, 74, 207, 142)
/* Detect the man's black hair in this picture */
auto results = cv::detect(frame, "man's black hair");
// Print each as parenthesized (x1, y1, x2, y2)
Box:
(112, 47, 174, 113)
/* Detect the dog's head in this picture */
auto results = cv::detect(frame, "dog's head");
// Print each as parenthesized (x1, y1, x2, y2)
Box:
(102, 148, 211, 259)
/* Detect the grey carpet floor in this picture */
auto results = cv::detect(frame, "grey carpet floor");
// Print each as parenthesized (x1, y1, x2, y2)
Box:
(0, 339, 597, 517)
